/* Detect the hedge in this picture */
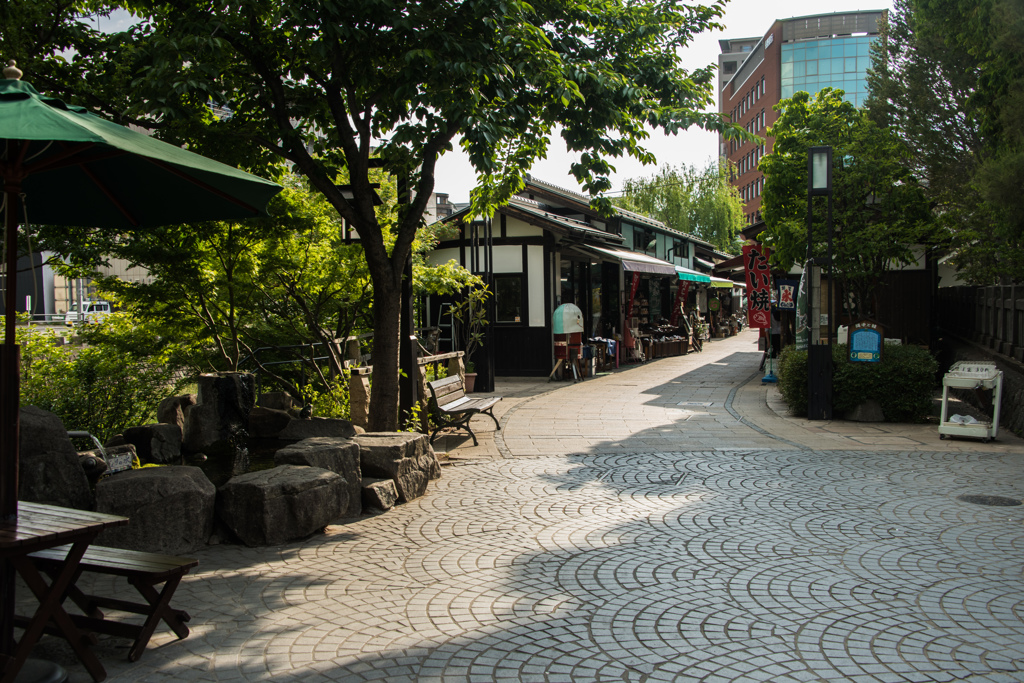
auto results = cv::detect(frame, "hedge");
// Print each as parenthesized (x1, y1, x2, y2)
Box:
(776, 343, 937, 422)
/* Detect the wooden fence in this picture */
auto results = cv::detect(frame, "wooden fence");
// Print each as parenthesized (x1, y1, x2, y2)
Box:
(937, 285, 1024, 363)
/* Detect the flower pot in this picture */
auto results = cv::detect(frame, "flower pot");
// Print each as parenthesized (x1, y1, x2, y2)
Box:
(463, 372, 477, 393)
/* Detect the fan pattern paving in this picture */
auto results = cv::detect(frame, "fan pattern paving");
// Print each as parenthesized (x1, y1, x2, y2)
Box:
(46, 446, 1024, 682)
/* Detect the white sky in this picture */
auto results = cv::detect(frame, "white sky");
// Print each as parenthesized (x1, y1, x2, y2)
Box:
(437, 1, 893, 203)
(91, 2, 892, 203)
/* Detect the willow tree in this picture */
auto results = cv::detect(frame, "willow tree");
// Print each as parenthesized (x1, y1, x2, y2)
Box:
(12, 0, 746, 430)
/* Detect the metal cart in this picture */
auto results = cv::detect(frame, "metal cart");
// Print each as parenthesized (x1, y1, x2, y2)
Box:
(938, 361, 1003, 443)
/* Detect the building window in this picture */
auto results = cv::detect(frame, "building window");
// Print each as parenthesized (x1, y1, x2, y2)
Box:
(495, 274, 524, 323)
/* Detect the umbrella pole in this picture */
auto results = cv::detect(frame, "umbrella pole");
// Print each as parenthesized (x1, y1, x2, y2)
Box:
(1, 183, 20, 661)
(2, 181, 20, 520)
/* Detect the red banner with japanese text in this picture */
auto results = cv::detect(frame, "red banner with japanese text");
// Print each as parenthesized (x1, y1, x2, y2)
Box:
(742, 244, 772, 329)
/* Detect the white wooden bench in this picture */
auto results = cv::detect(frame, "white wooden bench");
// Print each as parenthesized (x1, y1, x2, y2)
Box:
(426, 374, 501, 446)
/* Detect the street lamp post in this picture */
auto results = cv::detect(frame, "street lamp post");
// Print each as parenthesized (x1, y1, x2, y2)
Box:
(807, 146, 833, 420)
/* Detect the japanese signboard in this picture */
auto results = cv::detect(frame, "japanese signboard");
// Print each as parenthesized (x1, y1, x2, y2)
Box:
(776, 279, 798, 310)
(849, 321, 883, 363)
(742, 244, 772, 329)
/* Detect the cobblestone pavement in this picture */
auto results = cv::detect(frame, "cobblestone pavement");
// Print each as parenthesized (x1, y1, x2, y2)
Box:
(29, 331, 1024, 682)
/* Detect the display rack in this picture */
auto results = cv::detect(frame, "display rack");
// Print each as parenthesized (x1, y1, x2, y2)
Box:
(938, 361, 1003, 443)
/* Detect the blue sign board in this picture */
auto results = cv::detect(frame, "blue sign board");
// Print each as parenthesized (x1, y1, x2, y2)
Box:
(849, 322, 882, 363)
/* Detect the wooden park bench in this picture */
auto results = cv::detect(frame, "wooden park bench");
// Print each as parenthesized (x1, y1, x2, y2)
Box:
(27, 544, 198, 662)
(426, 374, 502, 446)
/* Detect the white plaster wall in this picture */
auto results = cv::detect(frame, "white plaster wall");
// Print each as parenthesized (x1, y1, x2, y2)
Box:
(428, 248, 461, 267)
(505, 220, 544, 238)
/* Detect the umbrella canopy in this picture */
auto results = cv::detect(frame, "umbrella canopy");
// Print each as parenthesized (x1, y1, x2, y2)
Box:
(0, 77, 280, 228)
(1, 63, 281, 520)
(0, 63, 280, 670)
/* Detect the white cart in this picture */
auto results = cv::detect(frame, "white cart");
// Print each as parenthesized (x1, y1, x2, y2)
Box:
(938, 361, 1003, 443)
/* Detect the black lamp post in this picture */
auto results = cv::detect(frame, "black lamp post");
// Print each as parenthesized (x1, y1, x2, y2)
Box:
(806, 146, 833, 420)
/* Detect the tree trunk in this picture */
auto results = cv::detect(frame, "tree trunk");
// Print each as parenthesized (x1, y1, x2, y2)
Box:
(367, 272, 402, 432)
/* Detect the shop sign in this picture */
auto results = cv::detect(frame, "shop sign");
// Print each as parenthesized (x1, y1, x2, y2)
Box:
(742, 244, 771, 328)
(776, 279, 798, 310)
(849, 320, 883, 363)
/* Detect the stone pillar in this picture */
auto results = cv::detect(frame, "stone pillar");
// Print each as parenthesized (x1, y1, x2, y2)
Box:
(349, 372, 370, 430)
(448, 355, 465, 384)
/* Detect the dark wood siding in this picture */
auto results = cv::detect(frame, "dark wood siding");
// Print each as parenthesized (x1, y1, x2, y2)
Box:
(492, 326, 551, 376)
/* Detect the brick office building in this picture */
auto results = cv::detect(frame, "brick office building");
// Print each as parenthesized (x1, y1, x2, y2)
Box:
(718, 10, 886, 225)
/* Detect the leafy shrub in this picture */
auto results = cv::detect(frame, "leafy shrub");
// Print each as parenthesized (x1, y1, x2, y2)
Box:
(300, 373, 351, 420)
(777, 346, 809, 416)
(19, 315, 184, 442)
(776, 343, 937, 422)
(832, 343, 937, 422)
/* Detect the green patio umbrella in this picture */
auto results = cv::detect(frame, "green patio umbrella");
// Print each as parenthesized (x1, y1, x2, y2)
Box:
(0, 61, 280, 516)
(0, 59, 280, 677)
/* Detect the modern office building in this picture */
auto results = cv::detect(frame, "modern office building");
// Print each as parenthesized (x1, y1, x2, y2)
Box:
(718, 10, 886, 225)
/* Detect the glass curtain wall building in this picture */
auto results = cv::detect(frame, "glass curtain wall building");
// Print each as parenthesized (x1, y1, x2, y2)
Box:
(718, 11, 886, 225)
(780, 35, 875, 108)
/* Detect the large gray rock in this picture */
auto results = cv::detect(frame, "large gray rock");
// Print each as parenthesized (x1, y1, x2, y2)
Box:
(18, 406, 92, 510)
(157, 394, 196, 432)
(276, 417, 364, 444)
(275, 438, 361, 517)
(183, 373, 256, 453)
(361, 478, 398, 511)
(258, 392, 299, 412)
(845, 399, 886, 422)
(277, 417, 363, 441)
(95, 466, 215, 555)
(352, 433, 440, 502)
(248, 406, 293, 438)
(123, 423, 182, 464)
(217, 465, 347, 546)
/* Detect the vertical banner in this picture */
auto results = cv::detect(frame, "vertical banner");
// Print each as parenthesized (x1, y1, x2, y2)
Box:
(742, 244, 772, 329)
(669, 280, 690, 326)
(795, 260, 810, 350)
(624, 272, 640, 325)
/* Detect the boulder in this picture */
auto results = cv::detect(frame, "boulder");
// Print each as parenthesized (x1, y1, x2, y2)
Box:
(217, 465, 347, 546)
(248, 406, 294, 439)
(182, 372, 256, 453)
(352, 432, 440, 502)
(258, 392, 299, 412)
(18, 406, 92, 510)
(275, 438, 361, 517)
(361, 478, 399, 511)
(278, 440, 362, 516)
(123, 423, 182, 465)
(845, 399, 886, 422)
(157, 394, 197, 432)
(95, 466, 215, 555)
(277, 417, 363, 441)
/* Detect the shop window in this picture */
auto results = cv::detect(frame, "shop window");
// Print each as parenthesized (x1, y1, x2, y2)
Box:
(560, 259, 574, 306)
(495, 274, 524, 323)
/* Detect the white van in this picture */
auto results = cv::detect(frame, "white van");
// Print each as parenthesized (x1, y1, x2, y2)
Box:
(63, 300, 112, 326)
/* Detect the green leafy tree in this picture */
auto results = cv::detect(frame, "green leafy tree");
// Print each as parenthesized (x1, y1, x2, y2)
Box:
(760, 89, 936, 322)
(22, 0, 745, 431)
(613, 159, 745, 251)
(19, 315, 184, 442)
(866, 0, 1024, 283)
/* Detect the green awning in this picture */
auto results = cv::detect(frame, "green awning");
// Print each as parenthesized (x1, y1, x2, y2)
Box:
(676, 266, 711, 283)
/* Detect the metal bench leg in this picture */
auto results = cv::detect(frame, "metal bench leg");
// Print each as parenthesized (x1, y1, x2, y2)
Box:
(483, 409, 500, 430)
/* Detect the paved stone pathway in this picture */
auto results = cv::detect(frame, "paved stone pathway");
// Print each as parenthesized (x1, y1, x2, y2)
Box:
(29, 331, 1024, 682)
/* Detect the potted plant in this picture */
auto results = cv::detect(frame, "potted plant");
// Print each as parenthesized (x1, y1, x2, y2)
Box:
(450, 284, 491, 393)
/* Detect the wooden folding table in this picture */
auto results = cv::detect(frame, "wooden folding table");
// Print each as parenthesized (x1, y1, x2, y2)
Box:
(0, 502, 127, 683)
